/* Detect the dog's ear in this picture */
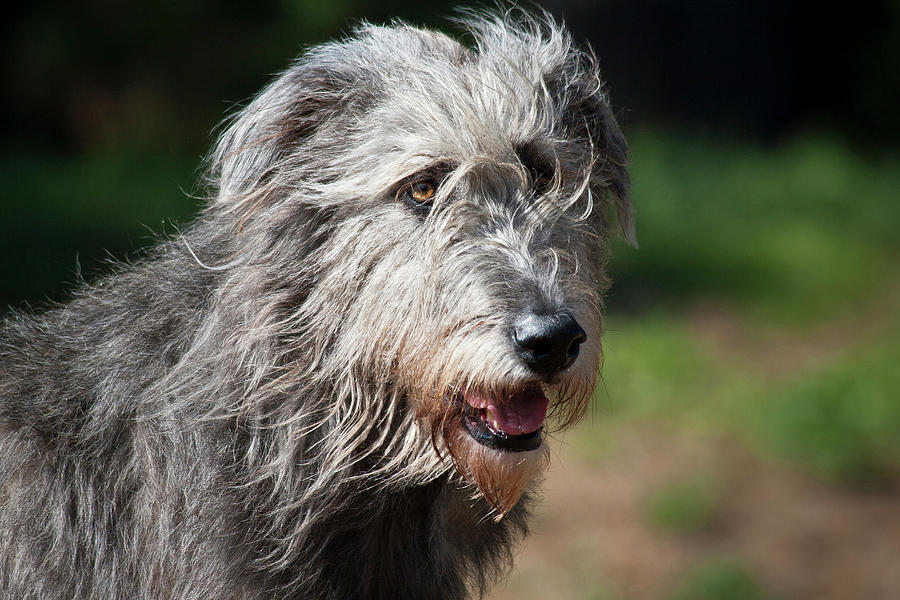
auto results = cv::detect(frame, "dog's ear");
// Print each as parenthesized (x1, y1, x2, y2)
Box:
(207, 59, 370, 222)
(564, 68, 635, 247)
(582, 84, 635, 247)
(541, 44, 635, 246)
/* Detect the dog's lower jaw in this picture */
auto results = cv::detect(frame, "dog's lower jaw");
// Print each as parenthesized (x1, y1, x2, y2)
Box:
(439, 424, 550, 519)
(462, 412, 544, 452)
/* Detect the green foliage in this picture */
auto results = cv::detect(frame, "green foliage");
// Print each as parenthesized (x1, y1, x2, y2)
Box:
(669, 559, 767, 600)
(1, 149, 197, 228)
(0, 149, 197, 306)
(643, 477, 720, 533)
(597, 314, 753, 427)
(756, 331, 900, 485)
(596, 131, 900, 487)
(611, 131, 900, 326)
(580, 582, 612, 600)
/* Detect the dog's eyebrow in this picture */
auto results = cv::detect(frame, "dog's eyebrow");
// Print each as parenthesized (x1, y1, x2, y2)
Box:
(395, 160, 456, 184)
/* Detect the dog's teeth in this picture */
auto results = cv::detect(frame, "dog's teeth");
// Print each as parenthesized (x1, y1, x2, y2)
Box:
(485, 406, 499, 430)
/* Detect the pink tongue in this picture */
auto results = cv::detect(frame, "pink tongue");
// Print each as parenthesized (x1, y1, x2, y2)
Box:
(465, 388, 549, 435)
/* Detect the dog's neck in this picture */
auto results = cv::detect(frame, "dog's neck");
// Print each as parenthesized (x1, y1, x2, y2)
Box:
(232, 465, 532, 599)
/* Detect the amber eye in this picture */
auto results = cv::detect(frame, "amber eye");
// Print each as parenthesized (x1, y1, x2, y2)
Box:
(407, 180, 436, 204)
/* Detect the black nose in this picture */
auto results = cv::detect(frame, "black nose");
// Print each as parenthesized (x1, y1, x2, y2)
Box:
(512, 311, 587, 376)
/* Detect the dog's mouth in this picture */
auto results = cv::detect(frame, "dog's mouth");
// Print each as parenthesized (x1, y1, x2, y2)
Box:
(459, 384, 549, 452)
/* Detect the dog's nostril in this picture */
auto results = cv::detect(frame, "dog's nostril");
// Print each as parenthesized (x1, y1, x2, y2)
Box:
(512, 311, 586, 375)
(521, 337, 552, 358)
(567, 328, 587, 356)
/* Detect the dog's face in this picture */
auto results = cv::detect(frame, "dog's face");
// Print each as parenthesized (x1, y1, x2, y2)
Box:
(210, 14, 631, 516)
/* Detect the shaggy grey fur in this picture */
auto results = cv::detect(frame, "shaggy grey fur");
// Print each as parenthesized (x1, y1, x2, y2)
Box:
(0, 10, 631, 599)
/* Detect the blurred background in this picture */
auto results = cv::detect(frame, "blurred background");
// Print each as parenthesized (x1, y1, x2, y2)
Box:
(2, 1, 898, 598)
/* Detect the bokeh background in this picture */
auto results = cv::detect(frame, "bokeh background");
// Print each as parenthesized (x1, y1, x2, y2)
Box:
(2, 2, 899, 598)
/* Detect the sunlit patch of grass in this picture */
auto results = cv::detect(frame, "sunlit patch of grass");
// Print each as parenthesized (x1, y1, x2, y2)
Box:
(752, 327, 900, 486)
(594, 308, 900, 486)
(581, 584, 611, 600)
(597, 316, 711, 417)
(643, 476, 721, 534)
(596, 314, 757, 427)
(668, 559, 768, 600)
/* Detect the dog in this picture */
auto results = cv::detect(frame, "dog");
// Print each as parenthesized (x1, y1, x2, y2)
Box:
(0, 10, 632, 599)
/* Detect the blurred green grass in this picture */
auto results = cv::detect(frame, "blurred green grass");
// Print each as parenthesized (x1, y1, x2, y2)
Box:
(597, 130, 900, 487)
(643, 475, 722, 534)
(758, 332, 900, 485)
(668, 559, 767, 600)
(610, 131, 900, 325)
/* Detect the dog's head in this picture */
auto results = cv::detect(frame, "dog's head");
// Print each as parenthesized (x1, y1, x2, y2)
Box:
(207, 10, 631, 517)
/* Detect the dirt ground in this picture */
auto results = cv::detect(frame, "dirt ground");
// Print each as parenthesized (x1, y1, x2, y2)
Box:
(488, 424, 900, 600)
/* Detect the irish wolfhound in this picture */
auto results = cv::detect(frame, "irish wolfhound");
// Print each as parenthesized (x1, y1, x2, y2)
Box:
(0, 10, 632, 599)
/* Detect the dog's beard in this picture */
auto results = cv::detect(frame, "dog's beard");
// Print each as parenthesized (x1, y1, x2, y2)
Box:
(440, 413, 550, 517)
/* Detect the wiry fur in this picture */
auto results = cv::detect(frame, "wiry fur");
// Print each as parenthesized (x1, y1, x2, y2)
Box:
(0, 10, 631, 599)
